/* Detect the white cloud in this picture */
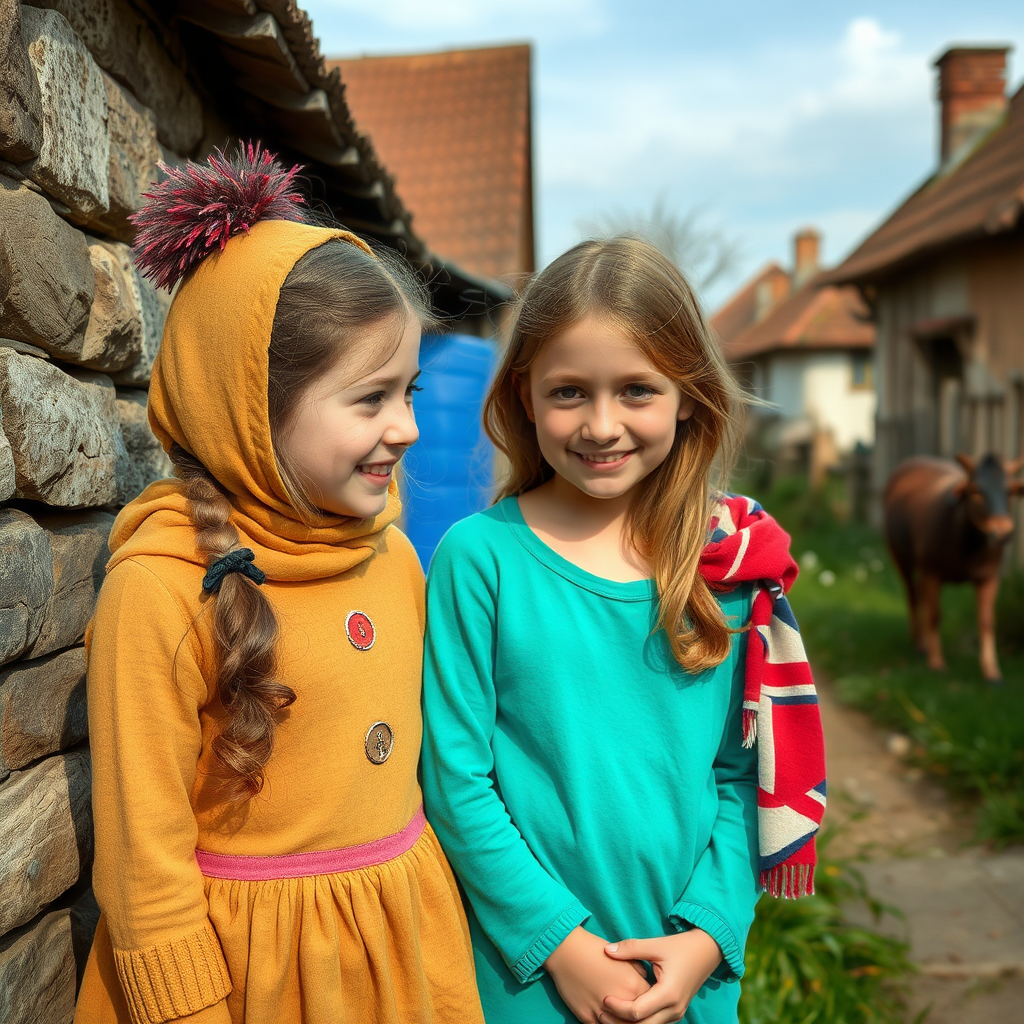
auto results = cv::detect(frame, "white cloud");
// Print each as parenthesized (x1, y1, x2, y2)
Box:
(829, 17, 930, 110)
(538, 16, 933, 195)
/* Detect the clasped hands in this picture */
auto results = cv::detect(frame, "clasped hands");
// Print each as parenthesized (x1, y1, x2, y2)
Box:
(544, 925, 722, 1024)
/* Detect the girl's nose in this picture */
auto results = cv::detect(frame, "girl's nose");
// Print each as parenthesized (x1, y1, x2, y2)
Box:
(580, 399, 621, 444)
(383, 400, 420, 449)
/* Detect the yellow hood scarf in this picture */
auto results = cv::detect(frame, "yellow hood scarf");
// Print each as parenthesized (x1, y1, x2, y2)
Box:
(109, 219, 401, 582)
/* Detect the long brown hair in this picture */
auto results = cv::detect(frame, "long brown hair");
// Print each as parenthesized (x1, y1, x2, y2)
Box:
(169, 239, 435, 800)
(483, 236, 743, 673)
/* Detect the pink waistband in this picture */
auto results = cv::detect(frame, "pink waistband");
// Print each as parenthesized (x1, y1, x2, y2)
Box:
(195, 806, 427, 881)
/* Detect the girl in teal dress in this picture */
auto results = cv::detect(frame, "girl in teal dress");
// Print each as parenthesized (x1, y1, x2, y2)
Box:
(421, 238, 807, 1024)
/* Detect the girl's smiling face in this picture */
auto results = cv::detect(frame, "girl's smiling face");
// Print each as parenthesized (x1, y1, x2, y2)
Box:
(518, 314, 695, 503)
(276, 315, 422, 518)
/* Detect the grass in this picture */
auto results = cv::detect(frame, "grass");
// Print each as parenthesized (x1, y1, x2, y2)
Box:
(744, 474, 1024, 845)
(740, 830, 920, 1024)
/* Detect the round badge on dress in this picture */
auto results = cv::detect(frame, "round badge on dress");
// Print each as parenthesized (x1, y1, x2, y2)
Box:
(364, 721, 394, 764)
(345, 610, 375, 651)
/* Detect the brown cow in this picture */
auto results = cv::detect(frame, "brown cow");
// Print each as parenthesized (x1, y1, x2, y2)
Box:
(883, 453, 1023, 682)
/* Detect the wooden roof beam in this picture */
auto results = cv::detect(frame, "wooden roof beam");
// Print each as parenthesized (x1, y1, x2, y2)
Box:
(176, 2, 309, 93)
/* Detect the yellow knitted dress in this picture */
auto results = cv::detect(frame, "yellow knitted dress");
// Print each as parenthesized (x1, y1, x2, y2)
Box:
(73, 222, 484, 1024)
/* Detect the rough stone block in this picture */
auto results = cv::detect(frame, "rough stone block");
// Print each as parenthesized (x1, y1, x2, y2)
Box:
(0, 749, 93, 935)
(28, 512, 113, 662)
(0, 350, 127, 507)
(0, 648, 86, 783)
(0, 903, 77, 1024)
(0, 175, 94, 360)
(0, 509, 53, 669)
(19, 5, 110, 219)
(0, 0, 43, 162)
(0, 408, 15, 501)
(107, 243, 171, 387)
(0, 510, 111, 672)
(117, 273, 170, 386)
(98, 71, 162, 240)
(27, 0, 204, 154)
(82, 238, 143, 372)
(116, 389, 171, 503)
(0, 337, 53, 360)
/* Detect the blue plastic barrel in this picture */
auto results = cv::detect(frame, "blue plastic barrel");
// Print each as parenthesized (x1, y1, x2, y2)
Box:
(402, 333, 497, 567)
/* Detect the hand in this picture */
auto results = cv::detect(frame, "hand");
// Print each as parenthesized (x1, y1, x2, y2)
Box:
(598, 929, 723, 1024)
(545, 926, 650, 1024)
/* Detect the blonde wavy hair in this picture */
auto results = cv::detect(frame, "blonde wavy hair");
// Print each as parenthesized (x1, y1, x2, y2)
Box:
(483, 237, 745, 673)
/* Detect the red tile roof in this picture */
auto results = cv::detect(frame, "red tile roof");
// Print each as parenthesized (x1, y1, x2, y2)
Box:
(330, 45, 534, 283)
(710, 262, 790, 347)
(723, 276, 874, 362)
(831, 83, 1024, 283)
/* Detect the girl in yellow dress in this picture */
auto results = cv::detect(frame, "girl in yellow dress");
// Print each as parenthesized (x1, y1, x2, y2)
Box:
(73, 145, 484, 1024)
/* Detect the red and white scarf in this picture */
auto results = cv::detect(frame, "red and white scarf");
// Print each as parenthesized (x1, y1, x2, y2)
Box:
(700, 494, 826, 898)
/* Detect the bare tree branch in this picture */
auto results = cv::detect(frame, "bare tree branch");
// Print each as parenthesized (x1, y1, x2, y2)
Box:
(578, 195, 742, 291)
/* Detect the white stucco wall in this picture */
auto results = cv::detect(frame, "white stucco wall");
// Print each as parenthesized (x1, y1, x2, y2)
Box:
(756, 350, 876, 452)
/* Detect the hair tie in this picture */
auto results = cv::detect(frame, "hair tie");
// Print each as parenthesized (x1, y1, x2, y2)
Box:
(202, 548, 267, 593)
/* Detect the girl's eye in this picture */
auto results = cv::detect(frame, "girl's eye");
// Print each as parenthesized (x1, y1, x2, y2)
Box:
(624, 384, 654, 399)
(406, 384, 423, 399)
(362, 391, 386, 408)
(553, 386, 582, 400)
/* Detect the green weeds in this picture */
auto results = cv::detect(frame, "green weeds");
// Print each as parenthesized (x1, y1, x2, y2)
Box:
(740, 832, 919, 1024)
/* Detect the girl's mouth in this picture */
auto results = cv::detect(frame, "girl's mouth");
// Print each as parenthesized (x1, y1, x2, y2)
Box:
(357, 461, 396, 483)
(572, 449, 637, 471)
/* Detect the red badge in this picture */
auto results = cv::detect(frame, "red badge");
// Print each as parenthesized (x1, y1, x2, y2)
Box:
(345, 610, 375, 651)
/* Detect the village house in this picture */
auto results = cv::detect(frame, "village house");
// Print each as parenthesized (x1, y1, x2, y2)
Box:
(713, 228, 876, 487)
(331, 44, 535, 293)
(0, 2, 509, 1020)
(830, 45, 1024, 547)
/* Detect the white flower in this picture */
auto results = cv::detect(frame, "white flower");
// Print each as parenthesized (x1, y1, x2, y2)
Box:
(887, 734, 911, 758)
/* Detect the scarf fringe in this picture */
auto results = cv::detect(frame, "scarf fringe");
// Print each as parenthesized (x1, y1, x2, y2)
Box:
(761, 863, 815, 898)
(742, 707, 757, 748)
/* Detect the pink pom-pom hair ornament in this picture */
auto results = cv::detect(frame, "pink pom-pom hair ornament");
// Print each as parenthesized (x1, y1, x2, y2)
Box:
(129, 141, 306, 290)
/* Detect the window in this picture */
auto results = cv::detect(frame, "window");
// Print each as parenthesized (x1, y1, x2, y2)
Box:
(851, 351, 873, 389)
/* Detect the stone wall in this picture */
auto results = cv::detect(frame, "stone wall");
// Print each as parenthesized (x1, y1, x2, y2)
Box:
(0, 2, 196, 1017)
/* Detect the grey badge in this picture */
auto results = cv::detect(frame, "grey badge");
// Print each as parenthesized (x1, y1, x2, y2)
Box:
(365, 721, 394, 764)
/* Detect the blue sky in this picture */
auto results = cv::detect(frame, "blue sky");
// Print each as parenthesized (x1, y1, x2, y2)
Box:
(301, 1, 1023, 308)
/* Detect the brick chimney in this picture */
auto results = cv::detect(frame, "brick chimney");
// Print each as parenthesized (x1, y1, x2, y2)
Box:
(935, 46, 1010, 167)
(754, 268, 789, 322)
(793, 227, 820, 288)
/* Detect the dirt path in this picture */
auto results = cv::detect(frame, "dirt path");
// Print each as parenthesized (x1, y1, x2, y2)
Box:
(817, 679, 1024, 1023)
(817, 680, 973, 858)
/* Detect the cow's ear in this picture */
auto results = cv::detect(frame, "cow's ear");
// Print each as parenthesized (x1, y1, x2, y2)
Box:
(955, 453, 976, 474)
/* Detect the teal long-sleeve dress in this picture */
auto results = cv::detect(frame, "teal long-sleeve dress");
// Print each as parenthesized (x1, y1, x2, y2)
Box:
(421, 498, 760, 1024)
